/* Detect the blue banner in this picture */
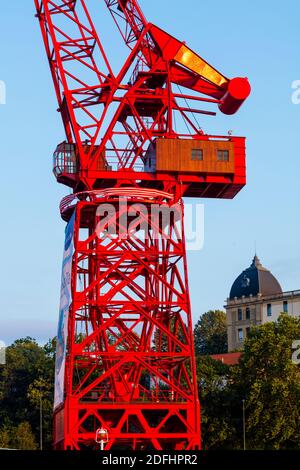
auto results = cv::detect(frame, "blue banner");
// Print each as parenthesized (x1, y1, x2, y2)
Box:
(54, 211, 76, 409)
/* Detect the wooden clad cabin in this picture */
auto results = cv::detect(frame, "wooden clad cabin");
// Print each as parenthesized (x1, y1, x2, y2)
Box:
(144, 138, 236, 174)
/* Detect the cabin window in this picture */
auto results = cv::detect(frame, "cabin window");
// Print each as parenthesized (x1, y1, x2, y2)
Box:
(283, 300, 288, 313)
(217, 150, 229, 162)
(191, 149, 203, 161)
(53, 143, 77, 177)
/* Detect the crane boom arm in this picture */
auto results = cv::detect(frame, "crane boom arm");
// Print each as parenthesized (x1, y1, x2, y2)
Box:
(104, 0, 147, 47)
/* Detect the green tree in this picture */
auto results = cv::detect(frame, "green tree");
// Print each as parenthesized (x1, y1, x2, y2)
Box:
(194, 310, 228, 355)
(11, 422, 38, 450)
(0, 424, 11, 448)
(28, 377, 54, 449)
(0, 337, 55, 449)
(197, 314, 300, 450)
(233, 314, 300, 449)
(196, 355, 241, 449)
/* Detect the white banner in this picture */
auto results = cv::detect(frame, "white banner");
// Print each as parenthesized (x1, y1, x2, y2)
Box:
(54, 211, 76, 409)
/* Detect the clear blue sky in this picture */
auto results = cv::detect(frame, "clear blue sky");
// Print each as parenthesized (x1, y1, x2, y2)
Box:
(0, 0, 299, 344)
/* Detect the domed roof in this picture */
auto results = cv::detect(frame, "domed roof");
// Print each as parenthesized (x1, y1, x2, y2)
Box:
(229, 255, 282, 300)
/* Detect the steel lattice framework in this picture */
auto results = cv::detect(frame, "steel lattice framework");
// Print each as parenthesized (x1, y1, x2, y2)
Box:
(58, 188, 200, 449)
(34, 0, 250, 450)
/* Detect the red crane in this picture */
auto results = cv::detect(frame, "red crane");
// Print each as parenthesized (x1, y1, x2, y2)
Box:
(34, 0, 250, 450)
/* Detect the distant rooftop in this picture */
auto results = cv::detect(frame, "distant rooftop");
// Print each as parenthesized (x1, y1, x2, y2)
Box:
(211, 352, 242, 366)
(229, 255, 282, 300)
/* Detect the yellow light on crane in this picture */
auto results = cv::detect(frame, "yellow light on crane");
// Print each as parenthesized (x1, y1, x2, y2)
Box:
(175, 45, 228, 87)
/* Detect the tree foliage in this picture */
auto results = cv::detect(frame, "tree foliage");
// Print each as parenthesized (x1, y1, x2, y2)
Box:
(233, 314, 300, 449)
(194, 310, 228, 355)
(197, 355, 241, 449)
(0, 337, 54, 449)
(11, 422, 38, 450)
(197, 314, 300, 450)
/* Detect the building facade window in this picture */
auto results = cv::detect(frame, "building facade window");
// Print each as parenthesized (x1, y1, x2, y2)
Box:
(267, 303, 272, 317)
(238, 328, 244, 342)
(246, 307, 251, 320)
(191, 149, 203, 161)
(217, 150, 229, 162)
(246, 327, 251, 338)
(283, 300, 288, 313)
(238, 308, 243, 321)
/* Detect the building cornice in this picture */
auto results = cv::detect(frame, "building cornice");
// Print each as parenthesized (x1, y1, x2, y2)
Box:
(225, 289, 300, 308)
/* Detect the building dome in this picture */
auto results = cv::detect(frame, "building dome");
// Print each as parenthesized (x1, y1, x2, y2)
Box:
(229, 255, 282, 300)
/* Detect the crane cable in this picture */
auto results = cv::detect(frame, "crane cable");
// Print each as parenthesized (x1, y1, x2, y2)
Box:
(176, 84, 203, 133)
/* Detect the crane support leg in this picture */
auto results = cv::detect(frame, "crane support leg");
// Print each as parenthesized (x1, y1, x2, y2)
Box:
(53, 189, 201, 450)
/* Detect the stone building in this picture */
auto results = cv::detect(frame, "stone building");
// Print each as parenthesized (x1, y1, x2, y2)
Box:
(226, 255, 300, 351)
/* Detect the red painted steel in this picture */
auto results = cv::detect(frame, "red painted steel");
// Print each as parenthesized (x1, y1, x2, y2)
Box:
(54, 189, 200, 450)
(34, 0, 250, 196)
(34, 0, 250, 450)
